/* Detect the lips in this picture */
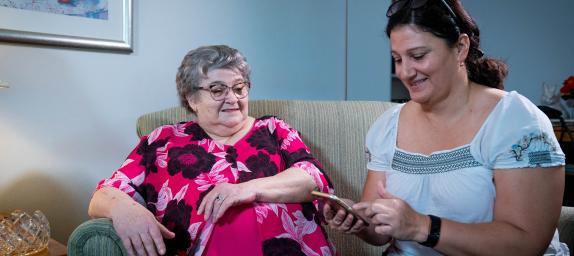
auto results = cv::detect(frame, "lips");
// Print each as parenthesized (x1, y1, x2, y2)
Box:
(221, 108, 239, 112)
(407, 77, 426, 88)
(412, 78, 427, 86)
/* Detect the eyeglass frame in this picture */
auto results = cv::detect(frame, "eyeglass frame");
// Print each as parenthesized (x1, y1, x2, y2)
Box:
(192, 81, 251, 101)
(386, 0, 460, 26)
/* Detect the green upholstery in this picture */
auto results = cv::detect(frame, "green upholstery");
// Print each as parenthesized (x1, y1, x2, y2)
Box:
(68, 218, 126, 256)
(68, 100, 574, 255)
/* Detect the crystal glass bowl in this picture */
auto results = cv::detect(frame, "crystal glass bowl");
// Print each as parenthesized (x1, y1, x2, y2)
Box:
(0, 210, 51, 255)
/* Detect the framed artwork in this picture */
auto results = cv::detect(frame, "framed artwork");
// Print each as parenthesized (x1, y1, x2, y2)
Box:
(0, 0, 132, 52)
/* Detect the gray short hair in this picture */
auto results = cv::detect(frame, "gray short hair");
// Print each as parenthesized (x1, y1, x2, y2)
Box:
(176, 45, 251, 112)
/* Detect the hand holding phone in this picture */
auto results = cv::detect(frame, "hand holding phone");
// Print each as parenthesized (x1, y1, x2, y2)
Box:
(311, 191, 369, 226)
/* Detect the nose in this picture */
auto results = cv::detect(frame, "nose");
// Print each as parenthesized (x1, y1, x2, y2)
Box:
(397, 60, 416, 81)
(223, 88, 239, 103)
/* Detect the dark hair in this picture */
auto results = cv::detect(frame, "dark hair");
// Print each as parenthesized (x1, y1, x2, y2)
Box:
(176, 45, 251, 112)
(385, 0, 507, 89)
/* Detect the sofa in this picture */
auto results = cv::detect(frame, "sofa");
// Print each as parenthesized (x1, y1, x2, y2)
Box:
(68, 100, 574, 255)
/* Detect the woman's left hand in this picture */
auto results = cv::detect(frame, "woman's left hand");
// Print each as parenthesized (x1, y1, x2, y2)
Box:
(356, 181, 429, 242)
(197, 182, 257, 223)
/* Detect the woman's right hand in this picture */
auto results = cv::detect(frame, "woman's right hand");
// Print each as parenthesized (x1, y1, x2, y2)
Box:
(110, 200, 175, 256)
(323, 199, 368, 234)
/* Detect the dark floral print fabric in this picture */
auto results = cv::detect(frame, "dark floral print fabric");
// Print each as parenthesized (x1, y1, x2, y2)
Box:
(131, 183, 159, 215)
(241, 152, 279, 182)
(247, 126, 279, 154)
(96, 116, 334, 256)
(184, 122, 210, 140)
(167, 144, 216, 179)
(263, 238, 306, 256)
(137, 138, 169, 175)
(162, 199, 193, 255)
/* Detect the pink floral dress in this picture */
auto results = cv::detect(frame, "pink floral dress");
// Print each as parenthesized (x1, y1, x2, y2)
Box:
(96, 116, 335, 256)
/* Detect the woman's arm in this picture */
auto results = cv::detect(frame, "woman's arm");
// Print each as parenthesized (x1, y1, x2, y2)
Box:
(245, 166, 318, 202)
(89, 187, 175, 256)
(89, 186, 137, 219)
(198, 167, 317, 222)
(435, 166, 564, 255)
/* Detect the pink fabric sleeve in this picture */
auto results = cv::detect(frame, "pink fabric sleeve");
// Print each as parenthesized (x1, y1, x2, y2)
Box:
(272, 117, 332, 193)
(95, 135, 150, 198)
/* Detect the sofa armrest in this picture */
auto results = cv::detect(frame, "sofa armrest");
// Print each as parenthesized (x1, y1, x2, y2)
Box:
(559, 206, 574, 252)
(68, 218, 126, 256)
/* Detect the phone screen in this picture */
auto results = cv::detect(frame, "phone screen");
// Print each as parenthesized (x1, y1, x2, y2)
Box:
(311, 191, 369, 225)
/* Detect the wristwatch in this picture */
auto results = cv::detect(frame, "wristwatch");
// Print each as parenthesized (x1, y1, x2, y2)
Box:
(419, 215, 441, 248)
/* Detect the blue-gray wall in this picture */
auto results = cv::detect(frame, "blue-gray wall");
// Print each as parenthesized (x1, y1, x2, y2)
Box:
(463, 0, 574, 102)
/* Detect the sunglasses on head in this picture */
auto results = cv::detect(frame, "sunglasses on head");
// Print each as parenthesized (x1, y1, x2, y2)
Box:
(386, 0, 459, 24)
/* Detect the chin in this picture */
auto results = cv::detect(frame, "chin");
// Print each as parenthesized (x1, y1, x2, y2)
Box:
(220, 115, 247, 127)
(408, 90, 431, 103)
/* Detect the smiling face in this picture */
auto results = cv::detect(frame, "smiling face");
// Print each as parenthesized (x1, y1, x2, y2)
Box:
(390, 24, 467, 105)
(187, 68, 249, 133)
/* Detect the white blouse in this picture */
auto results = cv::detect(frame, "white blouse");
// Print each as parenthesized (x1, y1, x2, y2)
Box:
(366, 91, 569, 255)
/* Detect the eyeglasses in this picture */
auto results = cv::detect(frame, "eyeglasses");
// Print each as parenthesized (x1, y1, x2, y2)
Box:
(193, 81, 251, 101)
(386, 0, 459, 25)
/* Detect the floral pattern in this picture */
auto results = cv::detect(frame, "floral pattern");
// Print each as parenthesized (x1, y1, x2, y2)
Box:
(263, 237, 306, 256)
(162, 199, 193, 255)
(247, 126, 279, 154)
(96, 116, 333, 256)
(168, 144, 216, 179)
(137, 138, 169, 175)
(509, 132, 557, 166)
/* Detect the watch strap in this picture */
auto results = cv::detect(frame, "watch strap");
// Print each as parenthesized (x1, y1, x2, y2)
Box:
(419, 214, 441, 248)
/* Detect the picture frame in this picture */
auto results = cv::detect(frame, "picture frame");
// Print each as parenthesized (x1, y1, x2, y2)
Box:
(0, 0, 132, 53)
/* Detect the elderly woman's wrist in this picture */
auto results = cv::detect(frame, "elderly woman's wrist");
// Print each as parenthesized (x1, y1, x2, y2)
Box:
(239, 181, 261, 202)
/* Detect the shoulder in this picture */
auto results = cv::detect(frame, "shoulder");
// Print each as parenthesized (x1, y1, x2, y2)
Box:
(144, 120, 202, 144)
(368, 104, 402, 135)
(255, 115, 295, 131)
(366, 104, 402, 148)
(477, 91, 563, 168)
(496, 91, 547, 123)
(480, 90, 551, 135)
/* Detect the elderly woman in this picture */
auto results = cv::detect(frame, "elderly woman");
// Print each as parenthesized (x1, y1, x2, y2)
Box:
(89, 45, 334, 256)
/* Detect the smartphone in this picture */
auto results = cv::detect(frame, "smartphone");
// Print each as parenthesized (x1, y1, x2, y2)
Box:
(311, 191, 369, 226)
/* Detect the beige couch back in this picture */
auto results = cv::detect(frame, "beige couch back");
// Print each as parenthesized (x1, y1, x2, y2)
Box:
(137, 100, 397, 255)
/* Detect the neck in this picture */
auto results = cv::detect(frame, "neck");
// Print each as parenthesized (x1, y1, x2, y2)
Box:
(201, 117, 253, 143)
(419, 80, 474, 124)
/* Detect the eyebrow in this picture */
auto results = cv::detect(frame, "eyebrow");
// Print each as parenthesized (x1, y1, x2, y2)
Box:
(208, 78, 245, 85)
(392, 46, 430, 55)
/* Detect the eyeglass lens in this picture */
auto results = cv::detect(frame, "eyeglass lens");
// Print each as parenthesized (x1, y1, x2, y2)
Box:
(208, 82, 250, 100)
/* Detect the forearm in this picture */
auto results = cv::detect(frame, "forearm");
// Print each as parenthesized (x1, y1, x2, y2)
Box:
(436, 219, 554, 256)
(246, 167, 317, 203)
(435, 167, 563, 255)
(88, 187, 137, 219)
